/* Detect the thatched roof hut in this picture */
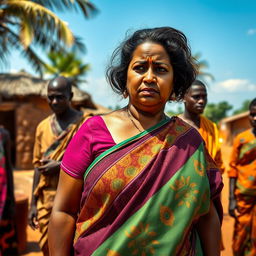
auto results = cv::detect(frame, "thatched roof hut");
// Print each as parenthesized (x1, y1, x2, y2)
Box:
(0, 71, 109, 169)
(0, 71, 96, 109)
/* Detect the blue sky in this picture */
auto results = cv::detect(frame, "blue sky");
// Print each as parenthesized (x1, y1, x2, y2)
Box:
(6, 0, 256, 113)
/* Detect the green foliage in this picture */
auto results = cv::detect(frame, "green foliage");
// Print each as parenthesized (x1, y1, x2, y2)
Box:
(0, 0, 97, 75)
(233, 100, 250, 115)
(167, 106, 183, 117)
(43, 50, 90, 86)
(204, 101, 233, 123)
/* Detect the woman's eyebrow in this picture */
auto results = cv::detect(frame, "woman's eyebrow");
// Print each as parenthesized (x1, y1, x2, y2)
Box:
(132, 60, 169, 66)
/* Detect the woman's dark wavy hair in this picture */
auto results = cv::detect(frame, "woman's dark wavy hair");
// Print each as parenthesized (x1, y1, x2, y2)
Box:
(106, 27, 198, 101)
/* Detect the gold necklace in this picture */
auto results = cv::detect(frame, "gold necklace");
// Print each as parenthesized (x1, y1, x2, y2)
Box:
(126, 107, 143, 133)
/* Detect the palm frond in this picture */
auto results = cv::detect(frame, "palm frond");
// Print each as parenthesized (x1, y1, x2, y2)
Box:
(2, 0, 74, 47)
(193, 52, 214, 81)
(31, 0, 98, 18)
(0, 23, 45, 75)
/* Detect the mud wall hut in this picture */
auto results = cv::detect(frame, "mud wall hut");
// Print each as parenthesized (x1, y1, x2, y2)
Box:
(219, 111, 250, 146)
(0, 71, 102, 169)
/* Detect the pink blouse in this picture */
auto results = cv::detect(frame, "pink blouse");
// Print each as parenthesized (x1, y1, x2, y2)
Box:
(61, 116, 116, 179)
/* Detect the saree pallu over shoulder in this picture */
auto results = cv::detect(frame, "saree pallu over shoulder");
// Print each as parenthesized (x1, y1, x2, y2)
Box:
(75, 117, 223, 256)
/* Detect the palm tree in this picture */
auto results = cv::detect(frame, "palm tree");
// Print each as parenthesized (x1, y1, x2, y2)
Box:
(0, 0, 97, 76)
(193, 52, 214, 81)
(43, 50, 90, 86)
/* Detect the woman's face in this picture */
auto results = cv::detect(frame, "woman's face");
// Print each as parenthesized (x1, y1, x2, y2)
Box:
(126, 42, 174, 112)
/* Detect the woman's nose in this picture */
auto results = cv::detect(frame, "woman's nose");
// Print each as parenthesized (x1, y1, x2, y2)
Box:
(144, 68, 156, 83)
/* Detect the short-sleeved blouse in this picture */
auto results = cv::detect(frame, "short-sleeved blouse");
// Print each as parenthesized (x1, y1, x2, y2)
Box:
(61, 115, 116, 179)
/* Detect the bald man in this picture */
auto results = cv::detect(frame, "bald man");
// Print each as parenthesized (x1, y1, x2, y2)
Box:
(28, 77, 90, 255)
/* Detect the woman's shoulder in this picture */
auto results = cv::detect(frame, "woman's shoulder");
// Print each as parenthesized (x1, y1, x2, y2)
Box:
(77, 115, 112, 139)
(81, 115, 106, 129)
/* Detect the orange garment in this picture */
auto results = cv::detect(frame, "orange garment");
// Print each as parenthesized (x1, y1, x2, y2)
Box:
(199, 116, 225, 174)
(228, 129, 256, 256)
(33, 115, 57, 168)
(32, 113, 90, 250)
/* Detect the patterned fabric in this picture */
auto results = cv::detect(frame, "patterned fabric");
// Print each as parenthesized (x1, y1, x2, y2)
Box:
(199, 116, 225, 174)
(74, 117, 223, 256)
(33, 112, 90, 250)
(232, 194, 256, 256)
(0, 132, 7, 220)
(0, 130, 18, 255)
(0, 219, 18, 256)
(228, 129, 256, 255)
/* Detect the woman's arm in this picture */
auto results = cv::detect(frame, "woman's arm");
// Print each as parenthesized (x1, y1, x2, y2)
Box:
(196, 201, 221, 256)
(48, 169, 83, 256)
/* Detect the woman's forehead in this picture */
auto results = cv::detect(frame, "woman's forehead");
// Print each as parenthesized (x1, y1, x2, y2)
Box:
(132, 42, 169, 60)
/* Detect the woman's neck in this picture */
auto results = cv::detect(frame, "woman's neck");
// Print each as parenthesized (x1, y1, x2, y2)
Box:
(126, 104, 166, 130)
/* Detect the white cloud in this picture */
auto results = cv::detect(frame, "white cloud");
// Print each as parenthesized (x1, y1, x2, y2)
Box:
(9, 69, 19, 73)
(247, 28, 256, 35)
(213, 79, 256, 93)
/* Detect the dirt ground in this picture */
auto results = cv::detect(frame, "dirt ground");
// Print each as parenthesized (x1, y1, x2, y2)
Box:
(13, 145, 234, 256)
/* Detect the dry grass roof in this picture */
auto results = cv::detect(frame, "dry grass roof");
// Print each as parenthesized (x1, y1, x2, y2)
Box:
(0, 71, 95, 107)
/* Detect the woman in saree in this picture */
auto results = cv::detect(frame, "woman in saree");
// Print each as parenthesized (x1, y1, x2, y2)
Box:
(48, 27, 223, 256)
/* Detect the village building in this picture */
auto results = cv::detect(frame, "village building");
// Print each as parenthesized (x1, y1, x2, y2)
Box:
(0, 71, 107, 170)
(219, 111, 250, 146)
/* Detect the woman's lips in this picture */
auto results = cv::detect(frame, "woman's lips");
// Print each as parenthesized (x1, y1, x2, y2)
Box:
(139, 88, 159, 95)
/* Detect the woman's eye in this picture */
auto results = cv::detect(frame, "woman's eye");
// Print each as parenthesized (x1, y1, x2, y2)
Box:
(156, 66, 167, 73)
(133, 65, 146, 72)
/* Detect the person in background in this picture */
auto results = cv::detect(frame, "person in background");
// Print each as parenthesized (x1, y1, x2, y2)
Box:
(49, 27, 223, 256)
(0, 126, 18, 255)
(28, 76, 90, 256)
(179, 80, 225, 250)
(228, 98, 256, 256)
(179, 79, 225, 174)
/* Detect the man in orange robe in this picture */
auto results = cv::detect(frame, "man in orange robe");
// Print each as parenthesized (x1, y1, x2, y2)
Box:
(228, 98, 256, 256)
(28, 76, 89, 255)
(179, 80, 225, 173)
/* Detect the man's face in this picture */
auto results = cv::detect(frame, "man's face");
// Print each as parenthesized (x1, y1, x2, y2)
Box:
(47, 86, 71, 115)
(249, 105, 256, 129)
(184, 84, 207, 115)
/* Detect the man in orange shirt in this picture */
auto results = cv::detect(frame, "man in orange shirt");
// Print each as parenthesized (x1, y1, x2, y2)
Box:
(28, 76, 88, 255)
(228, 98, 256, 255)
(179, 80, 225, 173)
